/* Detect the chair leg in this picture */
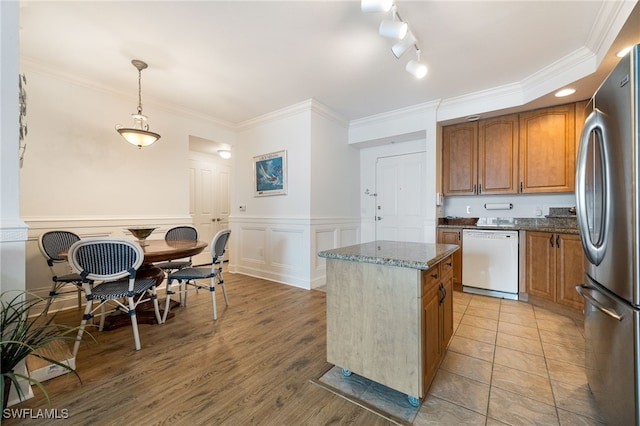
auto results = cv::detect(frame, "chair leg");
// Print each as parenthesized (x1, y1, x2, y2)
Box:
(127, 296, 142, 351)
(183, 281, 189, 307)
(151, 288, 162, 325)
(217, 270, 229, 307)
(162, 279, 175, 324)
(98, 303, 106, 331)
(73, 298, 93, 357)
(210, 277, 217, 320)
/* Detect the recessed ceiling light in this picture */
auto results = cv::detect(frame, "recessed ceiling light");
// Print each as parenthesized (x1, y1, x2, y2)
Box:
(617, 45, 633, 58)
(555, 88, 576, 97)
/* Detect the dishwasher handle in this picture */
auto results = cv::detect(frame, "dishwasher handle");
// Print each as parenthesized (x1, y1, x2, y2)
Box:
(576, 284, 623, 321)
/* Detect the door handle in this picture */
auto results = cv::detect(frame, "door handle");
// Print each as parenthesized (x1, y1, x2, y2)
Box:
(556, 234, 560, 248)
(576, 284, 623, 321)
(376, 216, 383, 221)
(549, 234, 554, 247)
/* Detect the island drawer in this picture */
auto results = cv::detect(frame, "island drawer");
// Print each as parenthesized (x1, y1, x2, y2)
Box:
(440, 255, 453, 278)
(421, 265, 440, 294)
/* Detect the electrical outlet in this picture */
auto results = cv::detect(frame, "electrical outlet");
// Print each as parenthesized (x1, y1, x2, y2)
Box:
(239, 205, 246, 212)
(535, 206, 542, 216)
(466, 205, 471, 214)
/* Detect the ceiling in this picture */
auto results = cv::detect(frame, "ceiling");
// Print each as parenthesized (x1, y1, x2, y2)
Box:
(18, 1, 640, 127)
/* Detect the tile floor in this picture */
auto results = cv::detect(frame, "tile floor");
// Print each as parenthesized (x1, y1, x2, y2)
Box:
(415, 290, 605, 425)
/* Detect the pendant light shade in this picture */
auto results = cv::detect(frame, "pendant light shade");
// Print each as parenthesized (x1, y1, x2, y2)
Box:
(115, 59, 161, 148)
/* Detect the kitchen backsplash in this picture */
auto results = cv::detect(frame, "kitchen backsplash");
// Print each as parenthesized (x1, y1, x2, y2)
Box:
(440, 192, 576, 219)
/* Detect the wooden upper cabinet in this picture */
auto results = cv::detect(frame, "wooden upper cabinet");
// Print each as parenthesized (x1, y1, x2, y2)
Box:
(519, 104, 576, 193)
(478, 114, 519, 194)
(442, 115, 518, 196)
(442, 123, 477, 195)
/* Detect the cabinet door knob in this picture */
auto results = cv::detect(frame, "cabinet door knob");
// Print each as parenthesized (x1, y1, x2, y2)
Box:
(431, 273, 438, 279)
(549, 234, 554, 247)
(556, 234, 560, 248)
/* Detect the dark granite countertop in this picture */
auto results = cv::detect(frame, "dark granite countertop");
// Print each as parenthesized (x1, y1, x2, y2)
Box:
(318, 241, 459, 270)
(438, 215, 579, 235)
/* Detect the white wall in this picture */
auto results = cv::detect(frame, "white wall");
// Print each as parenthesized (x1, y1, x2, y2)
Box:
(18, 61, 237, 299)
(443, 193, 576, 219)
(1, 1, 33, 406)
(352, 102, 440, 243)
(231, 100, 360, 289)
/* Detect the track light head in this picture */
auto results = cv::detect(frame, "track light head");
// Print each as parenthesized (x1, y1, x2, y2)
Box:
(391, 31, 417, 58)
(361, 0, 393, 13)
(406, 59, 427, 79)
(379, 18, 408, 39)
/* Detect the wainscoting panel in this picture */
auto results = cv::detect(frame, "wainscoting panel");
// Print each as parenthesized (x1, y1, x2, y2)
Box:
(231, 217, 360, 290)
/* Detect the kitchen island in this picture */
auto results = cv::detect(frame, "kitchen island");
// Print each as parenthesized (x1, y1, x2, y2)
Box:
(318, 240, 459, 405)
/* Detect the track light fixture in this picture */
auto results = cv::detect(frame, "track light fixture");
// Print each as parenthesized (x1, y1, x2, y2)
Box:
(379, 8, 408, 39)
(361, 0, 393, 13)
(391, 31, 417, 58)
(406, 49, 428, 79)
(361, 1, 428, 79)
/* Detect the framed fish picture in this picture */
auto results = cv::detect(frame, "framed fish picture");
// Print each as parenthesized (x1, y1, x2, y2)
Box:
(253, 150, 287, 196)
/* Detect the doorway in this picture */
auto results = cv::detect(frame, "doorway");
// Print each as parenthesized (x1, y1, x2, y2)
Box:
(375, 151, 428, 242)
(188, 156, 230, 265)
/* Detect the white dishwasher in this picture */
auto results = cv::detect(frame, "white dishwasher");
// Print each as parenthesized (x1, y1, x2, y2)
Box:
(462, 229, 519, 300)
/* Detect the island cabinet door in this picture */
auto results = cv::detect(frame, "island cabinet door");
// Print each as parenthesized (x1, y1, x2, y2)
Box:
(422, 266, 442, 390)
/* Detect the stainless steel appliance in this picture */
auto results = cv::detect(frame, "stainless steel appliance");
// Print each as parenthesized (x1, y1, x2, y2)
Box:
(462, 229, 519, 300)
(575, 43, 640, 425)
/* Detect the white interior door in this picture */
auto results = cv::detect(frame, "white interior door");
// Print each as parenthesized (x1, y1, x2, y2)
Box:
(375, 152, 427, 242)
(189, 158, 231, 265)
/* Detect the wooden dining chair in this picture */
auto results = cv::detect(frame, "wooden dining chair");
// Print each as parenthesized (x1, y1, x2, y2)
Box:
(163, 229, 231, 322)
(68, 238, 162, 357)
(38, 230, 85, 314)
(154, 226, 198, 274)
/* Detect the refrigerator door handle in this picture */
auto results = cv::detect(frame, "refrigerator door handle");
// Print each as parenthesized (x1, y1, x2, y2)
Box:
(575, 109, 609, 266)
(576, 284, 623, 321)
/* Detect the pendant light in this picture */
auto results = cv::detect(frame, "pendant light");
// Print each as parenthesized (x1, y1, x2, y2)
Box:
(115, 59, 161, 148)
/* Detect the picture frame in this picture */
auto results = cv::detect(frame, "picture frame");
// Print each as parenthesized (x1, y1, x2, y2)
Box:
(253, 150, 287, 196)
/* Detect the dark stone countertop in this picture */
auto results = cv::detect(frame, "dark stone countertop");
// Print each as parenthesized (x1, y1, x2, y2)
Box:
(318, 240, 459, 270)
(437, 216, 579, 235)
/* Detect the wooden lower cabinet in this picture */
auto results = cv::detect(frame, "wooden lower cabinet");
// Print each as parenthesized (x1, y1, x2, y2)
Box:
(525, 231, 584, 310)
(436, 227, 462, 288)
(422, 261, 454, 390)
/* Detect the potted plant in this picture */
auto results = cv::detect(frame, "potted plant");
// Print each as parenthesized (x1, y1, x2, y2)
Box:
(1, 291, 82, 410)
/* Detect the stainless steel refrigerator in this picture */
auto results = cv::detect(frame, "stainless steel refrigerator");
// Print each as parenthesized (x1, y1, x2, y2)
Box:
(575, 43, 640, 425)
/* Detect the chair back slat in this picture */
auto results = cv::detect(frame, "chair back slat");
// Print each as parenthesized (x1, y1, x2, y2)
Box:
(68, 238, 143, 282)
(211, 229, 231, 260)
(39, 231, 81, 262)
(165, 226, 198, 241)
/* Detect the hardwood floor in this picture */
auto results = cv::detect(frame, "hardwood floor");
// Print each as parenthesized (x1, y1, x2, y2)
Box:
(5, 274, 390, 425)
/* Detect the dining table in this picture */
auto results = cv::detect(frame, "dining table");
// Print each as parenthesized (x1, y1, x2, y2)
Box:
(61, 238, 208, 328)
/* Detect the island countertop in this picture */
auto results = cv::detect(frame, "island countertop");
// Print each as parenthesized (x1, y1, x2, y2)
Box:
(318, 240, 459, 270)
